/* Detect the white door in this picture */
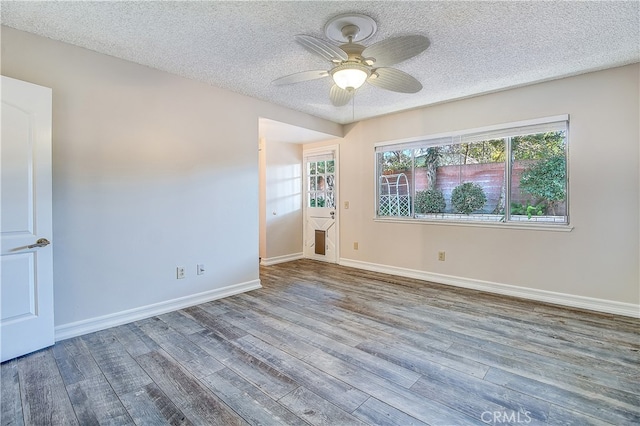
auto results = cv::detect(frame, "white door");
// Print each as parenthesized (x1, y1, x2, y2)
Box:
(303, 148, 338, 263)
(1, 76, 54, 362)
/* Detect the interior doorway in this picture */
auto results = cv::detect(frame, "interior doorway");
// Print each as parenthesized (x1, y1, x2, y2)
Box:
(258, 118, 341, 266)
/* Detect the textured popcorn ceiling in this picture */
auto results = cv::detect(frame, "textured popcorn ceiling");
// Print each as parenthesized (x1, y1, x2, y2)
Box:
(2, 1, 638, 125)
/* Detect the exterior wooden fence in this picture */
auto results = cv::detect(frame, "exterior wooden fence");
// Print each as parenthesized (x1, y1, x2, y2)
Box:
(386, 161, 566, 215)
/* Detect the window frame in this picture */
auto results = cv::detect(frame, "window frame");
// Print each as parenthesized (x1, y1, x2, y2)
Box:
(374, 115, 572, 231)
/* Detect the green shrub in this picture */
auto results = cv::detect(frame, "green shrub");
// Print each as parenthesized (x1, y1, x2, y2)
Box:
(415, 189, 446, 214)
(451, 182, 487, 215)
(520, 155, 566, 215)
(511, 202, 545, 219)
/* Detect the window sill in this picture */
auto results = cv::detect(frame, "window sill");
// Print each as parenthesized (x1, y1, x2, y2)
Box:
(374, 216, 574, 232)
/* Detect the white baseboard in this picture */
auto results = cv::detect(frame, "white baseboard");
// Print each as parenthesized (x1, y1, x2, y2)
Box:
(260, 252, 303, 266)
(54, 279, 262, 341)
(339, 258, 639, 318)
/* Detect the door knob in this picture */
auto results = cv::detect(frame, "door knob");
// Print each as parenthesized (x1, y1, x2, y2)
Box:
(28, 238, 51, 249)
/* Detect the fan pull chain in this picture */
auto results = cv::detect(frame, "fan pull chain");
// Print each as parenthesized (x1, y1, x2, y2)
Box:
(352, 92, 355, 122)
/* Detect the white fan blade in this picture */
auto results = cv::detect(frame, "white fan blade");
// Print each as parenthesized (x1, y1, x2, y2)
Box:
(329, 85, 354, 106)
(273, 70, 329, 86)
(295, 35, 348, 62)
(362, 35, 430, 67)
(368, 68, 423, 93)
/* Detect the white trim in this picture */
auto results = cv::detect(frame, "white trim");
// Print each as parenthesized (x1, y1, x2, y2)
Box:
(260, 253, 303, 266)
(339, 258, 639, 318)
(54, 279, 262, 341)
(373, 114, 569, 148)
(302, 144, 340, 156)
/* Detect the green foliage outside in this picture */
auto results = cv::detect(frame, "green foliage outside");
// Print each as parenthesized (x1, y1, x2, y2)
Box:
(415, 189, 446, 214)
(379, 150, 412, 173)
(436, 140, 506, 165)
(381, 132, 565, 175)
(434, 132, 565, 166)
(310, 197, 325, 207)
(511, 202, 545, 219)
(519, 155, 566, 215)
(512, 132, 565, 161)
(451, 183, 487, 215)
(378, 131, 566, 217)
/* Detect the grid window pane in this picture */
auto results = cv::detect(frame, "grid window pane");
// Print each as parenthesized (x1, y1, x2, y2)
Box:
(326, 192, 335, 208)
(306, 157, 335, 209)
(326, 160, 335, 173)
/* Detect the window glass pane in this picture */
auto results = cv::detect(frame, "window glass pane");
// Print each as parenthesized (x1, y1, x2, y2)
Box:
(510, 131, 567, 223)
(375, 119, 568, 226)
(413, 147, 445, 214)
(326, 192, 335, 208)
(414, 140, 505, 221)
(377, 149, 412, 217)
(326, 175, 335, 191)
(309, 176, 317, 191)
(315, 194, 326, 207)
(379, 149, 412, 174)
(309, 162, 316, 175)
(309, 193, 320, 207)
(455, 140, 505, 219)
(326, 160, 335, 173)
(377, 151, 392, 216)
(317, 161, 325, 174)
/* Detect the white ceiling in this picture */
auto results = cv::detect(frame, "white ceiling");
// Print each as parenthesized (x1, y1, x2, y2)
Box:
(2, 1, 638, 125)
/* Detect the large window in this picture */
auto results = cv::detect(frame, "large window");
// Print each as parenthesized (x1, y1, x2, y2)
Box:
(376, 116, 568, 225)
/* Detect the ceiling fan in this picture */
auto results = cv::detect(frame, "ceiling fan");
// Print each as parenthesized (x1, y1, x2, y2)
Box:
(273, 13, 430, 106)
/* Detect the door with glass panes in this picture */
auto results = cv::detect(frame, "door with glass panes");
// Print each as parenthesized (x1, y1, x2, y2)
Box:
(303, 149, 338, 263)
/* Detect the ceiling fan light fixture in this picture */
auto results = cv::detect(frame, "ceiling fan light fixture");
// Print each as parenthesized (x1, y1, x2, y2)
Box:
(276, 13, 430, 106)
(331, 64, 370, 90)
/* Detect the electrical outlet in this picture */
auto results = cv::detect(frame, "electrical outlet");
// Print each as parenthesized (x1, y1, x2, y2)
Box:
(344, 201, 350, 209)
(197, 264, 205, 275)
(176, 266, 186, 279)
(353, 242, 359, 250)
(438, 251, 446, 261)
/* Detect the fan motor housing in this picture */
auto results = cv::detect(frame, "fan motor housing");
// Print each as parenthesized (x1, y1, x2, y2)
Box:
(324, 14, 378, 43)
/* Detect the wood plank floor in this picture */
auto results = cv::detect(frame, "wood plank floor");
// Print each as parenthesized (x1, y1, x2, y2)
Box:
(2, 259, 639, 425)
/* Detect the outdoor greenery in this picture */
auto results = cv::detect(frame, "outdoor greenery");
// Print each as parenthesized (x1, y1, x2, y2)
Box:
(380, 150, 412, 172)
(420, 147, 441, 190)
(378, 129, 567, 221)
(415, 189, 446, 214)
(380, 132, 565, 171)
(437, 140, 506, 165)
(519, 155, 566, 215)
(451, 182, 487, 214)
(511, 201, 545, 219)
(512, 132, 565, 161)
(310, 197, 325, 207)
